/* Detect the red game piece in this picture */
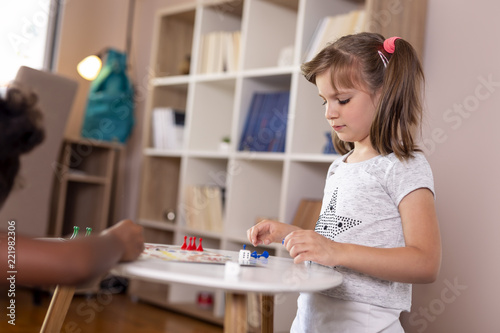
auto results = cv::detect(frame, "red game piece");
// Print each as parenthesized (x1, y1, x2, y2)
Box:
(196, 238, 203, 252)
(181, 236, 187, 250)
(187, 237, 195, 251)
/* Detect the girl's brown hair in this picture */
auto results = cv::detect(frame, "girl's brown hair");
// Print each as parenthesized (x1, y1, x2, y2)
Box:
(301, 32, 424, 160)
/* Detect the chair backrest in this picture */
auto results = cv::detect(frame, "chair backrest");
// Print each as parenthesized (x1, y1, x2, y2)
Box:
(0, 66, 78, 237)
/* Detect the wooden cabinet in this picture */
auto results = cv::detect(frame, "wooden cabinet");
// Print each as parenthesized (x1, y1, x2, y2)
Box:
(49, 139, 122, 237)
(133, 0, 427, 329)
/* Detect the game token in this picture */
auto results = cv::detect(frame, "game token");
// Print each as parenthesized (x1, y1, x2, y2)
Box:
(260, 250, 269, 259)
(188, 237, 195, 251)
(181, 236, 187, 250)
(196, 238, 204, 251)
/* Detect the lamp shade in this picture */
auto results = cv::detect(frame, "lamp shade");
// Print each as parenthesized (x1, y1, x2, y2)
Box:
(77, 55, 102, 80)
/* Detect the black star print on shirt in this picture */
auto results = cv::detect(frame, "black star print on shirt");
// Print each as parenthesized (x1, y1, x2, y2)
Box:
(314, 188, 362, 240)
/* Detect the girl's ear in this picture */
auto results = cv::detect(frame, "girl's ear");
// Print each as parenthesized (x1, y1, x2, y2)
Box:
(372, 89, 382, 107)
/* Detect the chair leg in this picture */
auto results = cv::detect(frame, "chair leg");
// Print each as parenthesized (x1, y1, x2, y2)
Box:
(40, 285, 75, 333)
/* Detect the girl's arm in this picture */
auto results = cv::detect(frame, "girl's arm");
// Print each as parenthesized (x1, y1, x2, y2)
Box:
(284, 188, 442, 284)
(0, 219, 144, 286)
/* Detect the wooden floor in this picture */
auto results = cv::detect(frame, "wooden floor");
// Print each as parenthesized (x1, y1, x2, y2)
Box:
(0, 286, 223, 333)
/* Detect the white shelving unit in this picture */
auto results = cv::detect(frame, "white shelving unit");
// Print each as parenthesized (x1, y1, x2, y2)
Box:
(131, 0, 427, 330)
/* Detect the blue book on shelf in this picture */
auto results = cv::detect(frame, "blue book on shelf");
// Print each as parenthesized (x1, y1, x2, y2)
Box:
(238, 92, 265, 151)
(323, 131, 337, 154)
(239, 91, 290, 152)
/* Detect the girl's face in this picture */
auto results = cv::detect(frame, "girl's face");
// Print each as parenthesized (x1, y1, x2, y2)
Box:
(316, 70, 379, 148)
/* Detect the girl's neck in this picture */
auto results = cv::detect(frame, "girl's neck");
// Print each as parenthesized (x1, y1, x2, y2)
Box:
(345, 143, 379, 163)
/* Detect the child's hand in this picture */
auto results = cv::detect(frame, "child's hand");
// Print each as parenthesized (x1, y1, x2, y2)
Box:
(247, 220, 299, 246)
(102, 219, 145, 262)
(283, 230, 339, 266)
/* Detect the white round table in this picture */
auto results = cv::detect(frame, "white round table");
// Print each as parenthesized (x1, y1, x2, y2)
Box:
(112, 246, 342, 333)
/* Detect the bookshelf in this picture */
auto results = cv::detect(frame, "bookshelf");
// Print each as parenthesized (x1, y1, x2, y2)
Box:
(133, 0, 428, 329)
(50, 138, 122, 237)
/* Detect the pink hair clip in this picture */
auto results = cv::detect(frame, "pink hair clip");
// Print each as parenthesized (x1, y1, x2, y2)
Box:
(383, 37, 401, 54)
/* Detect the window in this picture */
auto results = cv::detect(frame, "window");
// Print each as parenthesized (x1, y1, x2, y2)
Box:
(0, 0, 60, 86)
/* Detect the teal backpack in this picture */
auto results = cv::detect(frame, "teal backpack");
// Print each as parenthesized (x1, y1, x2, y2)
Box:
(81, 48, 134, 143)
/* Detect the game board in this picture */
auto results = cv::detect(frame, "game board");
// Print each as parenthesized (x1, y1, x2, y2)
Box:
(141, 243, 232, 264)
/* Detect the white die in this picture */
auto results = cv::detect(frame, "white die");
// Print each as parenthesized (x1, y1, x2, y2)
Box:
(239, 249, 251, 262)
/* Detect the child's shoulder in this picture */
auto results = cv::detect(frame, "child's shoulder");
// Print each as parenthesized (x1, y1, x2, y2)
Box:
(379, 152, 433, 181)
(382, 152, 431, 169)
(327, 151, 431, 177)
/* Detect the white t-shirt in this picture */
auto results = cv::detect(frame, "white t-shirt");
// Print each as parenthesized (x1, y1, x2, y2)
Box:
(314, 151, 435, 311)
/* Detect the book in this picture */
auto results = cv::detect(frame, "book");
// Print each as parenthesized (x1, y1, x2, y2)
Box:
(305, 9, 366, 62)
(151, 107, 185, 150)
(323, 131, 336, 154)
(238, 91, 290, 152)
(291, 199, 323, 230)
(198, 30, 241, 74)
(184, 185, 224, 232)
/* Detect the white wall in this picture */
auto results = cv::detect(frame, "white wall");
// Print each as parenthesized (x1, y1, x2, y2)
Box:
(401, 1, 500, 332)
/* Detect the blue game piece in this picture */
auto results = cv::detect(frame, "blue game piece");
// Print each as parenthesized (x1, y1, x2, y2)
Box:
(259, 251, 269, 259)
(251, 251, 258, 258)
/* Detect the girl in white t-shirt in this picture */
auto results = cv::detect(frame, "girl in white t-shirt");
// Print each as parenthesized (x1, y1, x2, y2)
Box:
(247, 32, 441, 332)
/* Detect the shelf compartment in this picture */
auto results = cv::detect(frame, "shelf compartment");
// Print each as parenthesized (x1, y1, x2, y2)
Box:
(236, 74, 292, 153)
(148, 84, 188, 149)
(61, 182, 108, 236)
(188, 79, 236, 152)
(66, 142, 116, 178)
(283, 160, 330, 224)
(195, 2, 244, 74)
(289, 75, 332, 154)
(182, 157, 229, 190)
(138, 156, 181, 223)
(180, 157, 228, 233)
(299, 0, 363, 62)
(153, 9, 196, 77)
(242, 0, 299, 70)
(225, 158, 283, 238)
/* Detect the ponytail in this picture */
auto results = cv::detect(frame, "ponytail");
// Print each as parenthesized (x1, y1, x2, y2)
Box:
(371, 37, 424, 160)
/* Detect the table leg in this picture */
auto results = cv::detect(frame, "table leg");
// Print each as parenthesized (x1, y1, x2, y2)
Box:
(260, 294, 274, 333)
(225, 292, 247, 333)
(40, 285, 75, 333)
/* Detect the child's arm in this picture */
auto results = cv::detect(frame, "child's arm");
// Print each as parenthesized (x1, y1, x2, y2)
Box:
(247, 219, 301, 246)
(0, 219, 144, 286)
(284, 188, 441, 284)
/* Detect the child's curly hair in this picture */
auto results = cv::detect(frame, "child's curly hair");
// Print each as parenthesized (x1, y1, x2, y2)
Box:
(0, 86, 45, 205)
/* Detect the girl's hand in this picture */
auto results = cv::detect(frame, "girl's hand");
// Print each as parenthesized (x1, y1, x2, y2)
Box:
(247, 220, 300, 246)
(101, 219, 145, 262)
(284, 230, 340, 266)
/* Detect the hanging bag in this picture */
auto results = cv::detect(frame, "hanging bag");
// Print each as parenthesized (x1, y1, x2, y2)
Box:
(81, 48, 134, 143)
